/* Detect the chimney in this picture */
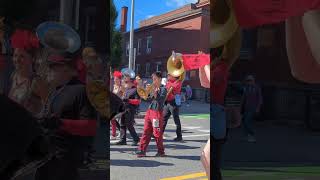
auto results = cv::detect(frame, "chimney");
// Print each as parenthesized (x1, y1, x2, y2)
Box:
(120, 6, 128, 32)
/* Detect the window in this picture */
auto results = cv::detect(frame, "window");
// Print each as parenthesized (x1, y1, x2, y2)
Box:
(126, 42, 130, 56)
(156, 62, 162, 72)
(146, 63, 151, 76)
(146, 36, 152, 54)
(137, 39, 142, 55)
(136, 64, 140, 74)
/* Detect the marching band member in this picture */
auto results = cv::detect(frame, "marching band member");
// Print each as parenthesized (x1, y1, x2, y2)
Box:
(162, 73, 183, 141)
(111, 70, 122, 140)
(35, 53, 97, 180)
(7, 29, 48, 116)
(113, 73, 140, 146)
(136, 72, 167, 157)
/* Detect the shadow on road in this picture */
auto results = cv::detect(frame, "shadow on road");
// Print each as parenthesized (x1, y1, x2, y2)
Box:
(111, 159, 174, 167)
(165, 155, 201, 161)
(164, 143, 200, 150)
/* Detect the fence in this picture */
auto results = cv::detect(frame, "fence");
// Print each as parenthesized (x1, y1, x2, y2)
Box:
(228, 83, 320, 131)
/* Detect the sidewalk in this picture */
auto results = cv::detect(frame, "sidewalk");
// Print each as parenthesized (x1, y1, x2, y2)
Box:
(222, 122, 320, 179)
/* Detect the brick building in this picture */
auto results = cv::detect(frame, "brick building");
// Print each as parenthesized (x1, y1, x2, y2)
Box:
(229, 23, 320, 129)
(120, 0, 210, 97)
(18, 0, 108, 53)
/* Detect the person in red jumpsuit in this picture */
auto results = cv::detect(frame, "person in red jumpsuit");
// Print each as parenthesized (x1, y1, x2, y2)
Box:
(136, 71, 167, 157)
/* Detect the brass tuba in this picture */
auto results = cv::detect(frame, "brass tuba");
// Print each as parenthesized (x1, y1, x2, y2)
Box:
(167, 51, 185, 81)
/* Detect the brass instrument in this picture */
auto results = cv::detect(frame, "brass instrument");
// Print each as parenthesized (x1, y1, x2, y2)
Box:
(211, 0, 242, 69)
(167, 51, 185, 81)
(137, 83, 155, 100)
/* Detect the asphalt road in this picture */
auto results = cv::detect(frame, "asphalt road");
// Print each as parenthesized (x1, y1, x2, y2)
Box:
(110, 101, 210, 180)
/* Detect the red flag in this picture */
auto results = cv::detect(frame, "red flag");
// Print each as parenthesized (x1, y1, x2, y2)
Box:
(182, 54, 210, 71)
(233, 0, 320, 28)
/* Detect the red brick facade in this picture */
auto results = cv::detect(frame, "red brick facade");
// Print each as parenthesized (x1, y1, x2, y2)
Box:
(230, 23, 303, 87)
(121, 0, 210, 88)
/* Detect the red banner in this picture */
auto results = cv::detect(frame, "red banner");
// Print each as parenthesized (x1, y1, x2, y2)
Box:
(182, 54, 210, 71)
(233, 0, 320, 28)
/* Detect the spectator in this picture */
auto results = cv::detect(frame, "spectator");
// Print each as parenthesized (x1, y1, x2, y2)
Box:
(240, 75, 263, 143)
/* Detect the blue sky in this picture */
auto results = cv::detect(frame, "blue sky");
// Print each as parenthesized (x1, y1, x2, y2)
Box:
(113, 0, 198, 30)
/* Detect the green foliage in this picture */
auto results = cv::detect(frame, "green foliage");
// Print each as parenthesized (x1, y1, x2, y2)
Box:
(110, 0, 123, 68)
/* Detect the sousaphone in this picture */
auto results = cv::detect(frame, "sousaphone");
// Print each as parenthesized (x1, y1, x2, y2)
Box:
(36, 21, 81, 53)
(211, 0, 242, 68)
(167, 51, 185, 81)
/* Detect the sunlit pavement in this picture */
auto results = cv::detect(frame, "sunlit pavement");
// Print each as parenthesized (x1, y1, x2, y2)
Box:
(110, 101, 210, 180)
(222, 121, 320, 180)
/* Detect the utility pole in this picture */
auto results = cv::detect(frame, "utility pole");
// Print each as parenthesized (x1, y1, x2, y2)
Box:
(128, 0, 135, 70)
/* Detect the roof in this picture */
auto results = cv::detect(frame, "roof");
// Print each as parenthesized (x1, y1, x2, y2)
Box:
(123, 0, 209, 33)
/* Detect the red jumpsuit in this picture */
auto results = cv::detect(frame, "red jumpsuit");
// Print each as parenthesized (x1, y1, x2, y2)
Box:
(139, 86, 167, 154)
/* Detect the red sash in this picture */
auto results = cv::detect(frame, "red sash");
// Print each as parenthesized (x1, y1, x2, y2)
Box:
(128, 99, 141, 105)
(60, 119, 97, 136)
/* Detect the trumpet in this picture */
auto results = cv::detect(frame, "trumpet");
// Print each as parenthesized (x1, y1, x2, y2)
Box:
(137, 83, 156, 100)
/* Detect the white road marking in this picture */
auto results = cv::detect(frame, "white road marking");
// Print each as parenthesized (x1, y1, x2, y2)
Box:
(182, 134, 210, 138)
(198, 130, 210, 133)
(183, 126, 202, 130)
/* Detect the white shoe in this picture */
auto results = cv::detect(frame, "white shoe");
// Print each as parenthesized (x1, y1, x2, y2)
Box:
(116, 133, 121, 138)
(247, 135, 256, 143)
(110, 136, 117, 140)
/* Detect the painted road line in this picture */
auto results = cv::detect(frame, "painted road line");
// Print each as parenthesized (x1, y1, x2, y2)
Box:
(198, 130, 210, 133)
(184, 126, 202, 130)
(182, 134, 210, 138)
(160, 172, 207, 180)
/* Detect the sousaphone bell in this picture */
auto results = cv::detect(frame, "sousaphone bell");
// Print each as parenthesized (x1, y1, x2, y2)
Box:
(167, 51, 185, 81)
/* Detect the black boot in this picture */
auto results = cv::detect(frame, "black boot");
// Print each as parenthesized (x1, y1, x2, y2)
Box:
(112, 140, 127, 145)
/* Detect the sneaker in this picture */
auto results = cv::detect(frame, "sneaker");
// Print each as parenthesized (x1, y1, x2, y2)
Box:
(173, 137, 183, 142)
(110, 136, 117, 140)
(155, 152, 166, 157)
(131, 141, 139, 146)
(247, 135, 256, 143)
(116, 133, 121, 138)
(112, 141, 127, 145)
(135, 151, 146, 157)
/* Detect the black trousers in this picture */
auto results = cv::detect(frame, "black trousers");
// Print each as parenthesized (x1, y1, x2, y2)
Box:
(162, 101, 182, 138)
(212, 137, 223, 180)
(35, 148, 84, 180)
(119, 107, 139, 142)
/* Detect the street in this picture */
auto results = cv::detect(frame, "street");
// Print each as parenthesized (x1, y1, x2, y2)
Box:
(222, 121, 320, 180)
(110, 101, 210, 180)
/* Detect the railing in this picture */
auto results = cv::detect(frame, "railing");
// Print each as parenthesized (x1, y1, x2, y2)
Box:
(226, 82, 320, 131)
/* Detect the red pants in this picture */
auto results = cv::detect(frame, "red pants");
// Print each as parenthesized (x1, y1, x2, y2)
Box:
(111, 119, 117, 137)
(139, 109, 165, 153)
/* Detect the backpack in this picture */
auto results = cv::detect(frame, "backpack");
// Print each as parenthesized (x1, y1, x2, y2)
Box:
(175, 94, 182, 106)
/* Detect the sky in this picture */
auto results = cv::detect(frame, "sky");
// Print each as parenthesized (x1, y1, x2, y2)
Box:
(113, 0, 198, 30)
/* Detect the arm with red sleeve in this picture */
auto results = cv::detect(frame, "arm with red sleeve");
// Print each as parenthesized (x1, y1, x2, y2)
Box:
(60, 86, 97, 137)
(166, 80, 182, 101)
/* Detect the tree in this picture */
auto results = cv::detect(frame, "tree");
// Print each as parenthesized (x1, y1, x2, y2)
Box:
(110, 0, 123, 69)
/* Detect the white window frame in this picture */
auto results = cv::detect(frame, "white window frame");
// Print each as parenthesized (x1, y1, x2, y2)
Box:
(126, 41, 130, 56)
(137, 39, 142, 55)
(146, 36, 152, 54)
(136, 64, 140, 74)
(156, 62, 162, 72)
(146, 63, 151, 76)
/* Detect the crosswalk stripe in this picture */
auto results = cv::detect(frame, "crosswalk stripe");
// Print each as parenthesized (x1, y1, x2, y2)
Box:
(182, 134, 210, 138)
(160, 172, 207, 180)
